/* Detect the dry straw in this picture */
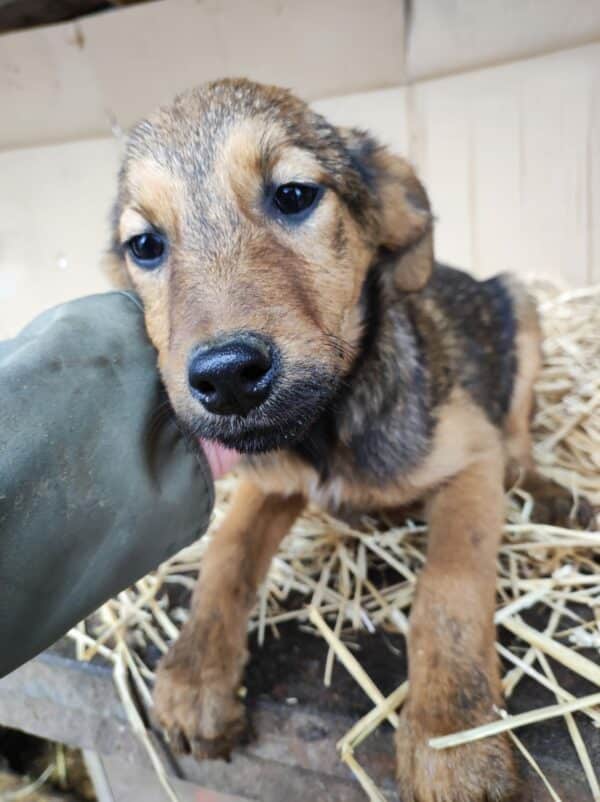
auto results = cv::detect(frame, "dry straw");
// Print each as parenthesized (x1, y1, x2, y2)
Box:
(72, 282, 600, 801)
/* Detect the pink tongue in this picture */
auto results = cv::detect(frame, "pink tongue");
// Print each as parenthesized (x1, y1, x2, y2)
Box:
(199, 438, 241, 480)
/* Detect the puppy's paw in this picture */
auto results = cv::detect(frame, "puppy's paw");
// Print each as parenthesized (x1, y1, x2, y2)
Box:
(532, 485, 596, 530)
(153, 646, 249, 761)
(395, 710, 521, 802)
(531, 483, 595, 530)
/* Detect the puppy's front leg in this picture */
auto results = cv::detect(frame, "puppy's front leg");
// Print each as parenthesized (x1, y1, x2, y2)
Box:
(396, 446, 520, 802)
(154, 480, 304, 759)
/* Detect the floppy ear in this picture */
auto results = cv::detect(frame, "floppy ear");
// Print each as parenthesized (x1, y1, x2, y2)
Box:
(344, 129, 434, 292)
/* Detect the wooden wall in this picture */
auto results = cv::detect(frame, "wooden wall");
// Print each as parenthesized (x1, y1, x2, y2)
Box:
(1, 0, 599, 336)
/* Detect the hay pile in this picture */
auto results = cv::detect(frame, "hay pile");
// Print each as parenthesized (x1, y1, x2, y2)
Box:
(72, 283, 600, 802)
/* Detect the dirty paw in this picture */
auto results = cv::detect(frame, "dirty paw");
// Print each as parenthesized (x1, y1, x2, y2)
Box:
(153, 659, 249, 761)
(395, 713, 521, 802)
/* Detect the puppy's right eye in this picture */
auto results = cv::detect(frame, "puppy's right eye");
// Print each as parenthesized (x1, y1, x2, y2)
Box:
(126, 232, 167, 269)
(273, 183, 321, 218)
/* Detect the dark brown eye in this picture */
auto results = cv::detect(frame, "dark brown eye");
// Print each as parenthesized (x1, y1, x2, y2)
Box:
(273, 183, 320, 216)
(127, 232, 166, 268)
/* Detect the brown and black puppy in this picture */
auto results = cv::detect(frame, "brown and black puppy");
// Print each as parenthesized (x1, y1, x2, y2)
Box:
(109, 78, 587, 801)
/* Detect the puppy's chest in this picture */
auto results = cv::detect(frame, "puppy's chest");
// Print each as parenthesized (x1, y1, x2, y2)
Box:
(245, 441, 437, 514)
(306, 470, 417, 514)
(245, 388, 488, 514)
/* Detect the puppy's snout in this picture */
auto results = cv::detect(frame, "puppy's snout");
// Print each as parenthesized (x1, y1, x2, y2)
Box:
(188, 335, 275, 416)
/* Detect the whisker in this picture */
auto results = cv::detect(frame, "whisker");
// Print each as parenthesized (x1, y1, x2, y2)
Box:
(322, 330, 360, 363)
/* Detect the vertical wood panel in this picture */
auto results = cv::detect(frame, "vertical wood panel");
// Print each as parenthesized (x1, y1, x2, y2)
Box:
(408, 44, 600, 285)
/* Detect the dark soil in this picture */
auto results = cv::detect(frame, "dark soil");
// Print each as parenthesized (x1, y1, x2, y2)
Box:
(243, 603, 600, 778)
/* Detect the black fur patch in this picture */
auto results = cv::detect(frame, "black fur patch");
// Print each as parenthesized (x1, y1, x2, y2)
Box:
(422, 266, 517, 425)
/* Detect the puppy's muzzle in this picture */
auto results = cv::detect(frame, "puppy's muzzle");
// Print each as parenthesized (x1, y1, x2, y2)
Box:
(188, 333, 276, 417)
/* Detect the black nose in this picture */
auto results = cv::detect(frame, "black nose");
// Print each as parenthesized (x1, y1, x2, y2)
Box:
(188, 335, 275, 416)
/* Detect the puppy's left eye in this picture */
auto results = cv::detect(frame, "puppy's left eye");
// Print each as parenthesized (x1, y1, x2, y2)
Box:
(273, 183, 320, 216)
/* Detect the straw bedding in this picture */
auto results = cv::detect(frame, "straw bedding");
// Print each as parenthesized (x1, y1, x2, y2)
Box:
(72, 282, 600, 802)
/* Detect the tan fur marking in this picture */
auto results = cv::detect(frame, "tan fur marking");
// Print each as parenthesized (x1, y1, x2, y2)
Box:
(119, 208, 153, 243)
(125, 158, 185, 237)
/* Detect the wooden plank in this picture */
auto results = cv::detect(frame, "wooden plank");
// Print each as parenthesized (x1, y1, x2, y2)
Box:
(0, 0, 108, 35)
(0, 635, 596, 802)
(0, 0, 406, 149)
(0, 646, 395, 802)
(409, 43, 600, 285)
(407, 0, 600, 81)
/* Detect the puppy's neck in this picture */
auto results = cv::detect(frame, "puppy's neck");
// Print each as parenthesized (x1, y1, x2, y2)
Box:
(292, 259, 434, 483)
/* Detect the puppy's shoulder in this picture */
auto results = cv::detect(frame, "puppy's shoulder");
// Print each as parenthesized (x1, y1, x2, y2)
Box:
(408, 264, 527, 426)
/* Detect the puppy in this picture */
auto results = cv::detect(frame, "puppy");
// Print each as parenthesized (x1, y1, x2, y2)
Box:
(109, 78, 589, 801)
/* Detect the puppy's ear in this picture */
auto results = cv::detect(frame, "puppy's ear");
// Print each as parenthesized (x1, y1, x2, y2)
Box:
(344, 129, 433, 292)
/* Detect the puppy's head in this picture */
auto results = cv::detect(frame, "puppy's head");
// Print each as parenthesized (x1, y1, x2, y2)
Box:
(110, 79, 432, 453)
